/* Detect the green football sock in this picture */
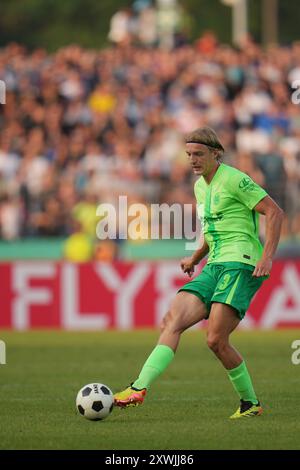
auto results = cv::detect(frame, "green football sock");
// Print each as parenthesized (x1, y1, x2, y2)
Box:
(132, 345, 175, 390)
(227, 360, 258, 405)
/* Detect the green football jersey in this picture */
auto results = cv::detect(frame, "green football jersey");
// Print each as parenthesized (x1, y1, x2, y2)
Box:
(194, 163, 268, 267)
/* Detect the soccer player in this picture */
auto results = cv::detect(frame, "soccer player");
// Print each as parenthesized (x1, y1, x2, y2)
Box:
(114, 127, 284, 418)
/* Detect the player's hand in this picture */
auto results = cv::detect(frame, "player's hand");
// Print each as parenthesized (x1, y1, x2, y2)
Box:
(252, 257, 272, 277)
(180, 257, 196, 278)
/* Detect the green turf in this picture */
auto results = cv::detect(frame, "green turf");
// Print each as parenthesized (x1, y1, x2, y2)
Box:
(0, 329, 300, 450)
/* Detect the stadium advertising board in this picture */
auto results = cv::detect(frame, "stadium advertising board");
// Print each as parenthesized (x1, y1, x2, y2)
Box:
(0, 261, 299, 330)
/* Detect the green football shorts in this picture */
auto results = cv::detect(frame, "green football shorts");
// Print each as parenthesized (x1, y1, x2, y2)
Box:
(178, 262, 269, 320)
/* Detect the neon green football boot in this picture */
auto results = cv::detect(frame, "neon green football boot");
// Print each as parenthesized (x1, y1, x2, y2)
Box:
(114, 384, 147, 408)
(230, 399, 263, 419)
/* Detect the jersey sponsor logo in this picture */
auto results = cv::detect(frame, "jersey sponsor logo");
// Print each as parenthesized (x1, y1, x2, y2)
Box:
(239, 177, 255, 192)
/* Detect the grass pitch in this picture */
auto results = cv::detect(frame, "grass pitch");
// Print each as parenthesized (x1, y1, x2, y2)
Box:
(0, 329, 300, 450)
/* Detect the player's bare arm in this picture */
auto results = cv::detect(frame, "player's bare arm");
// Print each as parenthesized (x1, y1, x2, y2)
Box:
(253, 196, 284, 277)
(180, 239, 209, 277)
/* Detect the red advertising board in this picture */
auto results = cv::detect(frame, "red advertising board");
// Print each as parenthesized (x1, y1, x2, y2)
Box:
(0, 261, 299, 330)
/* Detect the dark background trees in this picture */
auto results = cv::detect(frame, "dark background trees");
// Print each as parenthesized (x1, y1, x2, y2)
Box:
(0, 0, 298, 51)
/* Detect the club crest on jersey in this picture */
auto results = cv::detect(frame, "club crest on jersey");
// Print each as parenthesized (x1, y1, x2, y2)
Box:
(239, 177, 255, 192)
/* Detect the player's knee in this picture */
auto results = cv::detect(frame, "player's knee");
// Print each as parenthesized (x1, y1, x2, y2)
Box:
(207, 334, 227, 355)
(206, 334, 217, 352)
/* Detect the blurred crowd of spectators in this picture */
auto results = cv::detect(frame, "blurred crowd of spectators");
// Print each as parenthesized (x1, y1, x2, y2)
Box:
(108, 0, 189, 50)
(0, 28, 300, 251)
